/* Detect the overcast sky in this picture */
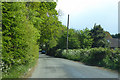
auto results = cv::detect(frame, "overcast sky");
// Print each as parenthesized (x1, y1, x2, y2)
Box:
(55, 0, 120, 34)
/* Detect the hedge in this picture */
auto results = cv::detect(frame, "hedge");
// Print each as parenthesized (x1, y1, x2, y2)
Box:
(54, 48, 120, 72)
(2, 2, 40, 78)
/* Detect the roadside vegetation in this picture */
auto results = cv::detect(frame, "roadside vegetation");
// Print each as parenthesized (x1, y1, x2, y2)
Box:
(48, 24, 120, 72)
(54, 48, 120, 72)
(2, 2, 61, 78)
(1, 1, 120, 78)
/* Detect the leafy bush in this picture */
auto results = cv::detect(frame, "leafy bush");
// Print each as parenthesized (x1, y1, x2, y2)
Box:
(54, 48, 120, 71)
(103, 48, 120, 70)
(55, 49, 63, 57)
(84, 48, 107, 66)
(2, 2, 40, 78)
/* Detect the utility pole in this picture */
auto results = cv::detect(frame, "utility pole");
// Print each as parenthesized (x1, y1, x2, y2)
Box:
(66, 14, 69, 53)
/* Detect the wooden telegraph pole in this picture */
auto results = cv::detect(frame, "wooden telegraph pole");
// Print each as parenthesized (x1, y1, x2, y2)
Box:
(66, 14, 69, 53)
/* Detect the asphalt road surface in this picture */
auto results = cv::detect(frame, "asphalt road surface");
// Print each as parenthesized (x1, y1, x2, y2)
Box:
(30, 53, 119, 78)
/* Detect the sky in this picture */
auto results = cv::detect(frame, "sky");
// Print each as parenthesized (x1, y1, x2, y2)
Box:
(55, 0, 120, 34)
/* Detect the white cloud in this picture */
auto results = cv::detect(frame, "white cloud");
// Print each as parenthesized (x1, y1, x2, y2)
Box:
(56, 0, 119, 15)
(55, 0, 119, 34)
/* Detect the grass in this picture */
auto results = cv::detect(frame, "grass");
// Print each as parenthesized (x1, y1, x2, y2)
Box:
(2, 59, 38, 78)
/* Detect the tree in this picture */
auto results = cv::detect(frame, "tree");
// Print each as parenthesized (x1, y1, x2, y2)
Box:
(68, 29, 80, 49)
(77, 28, 93, 49)
(111, 33, 120, 38)
(105, 31, 112, 39)
(37, 2, 61, 51)
(90, 24, 109, 48)
(2, 2, 40, 76)
(57, 28, 80, 49)
(23, 2, 60, 52)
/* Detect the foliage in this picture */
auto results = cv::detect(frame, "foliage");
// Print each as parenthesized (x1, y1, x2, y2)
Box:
(32, 2, 63, 52)
(57, 28, 80, 49)
(76, 28, 93, 49)
(2, 2, 40, 78)
(2, 2, 62, 78)
(54, 48, 120, 71)
(103, 48, 120, 71)
(55, 28, 93, 50)
(2, 59, 37, 78)
(0, 19, 1, 79)
(111, 33, 120, 38)
(2, 2, 119, 78)
(105, 31, 112, 39)
(83, 48, 107, 66)
(90, 24, 109, 48)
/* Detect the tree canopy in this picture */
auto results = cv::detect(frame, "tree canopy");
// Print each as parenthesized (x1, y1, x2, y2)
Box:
(90, 24, 109, 48)
(111, 33, 120, 38)
(2, 2, 61, 77)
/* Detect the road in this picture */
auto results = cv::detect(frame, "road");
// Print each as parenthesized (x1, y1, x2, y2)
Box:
(30, 53, 119, 78)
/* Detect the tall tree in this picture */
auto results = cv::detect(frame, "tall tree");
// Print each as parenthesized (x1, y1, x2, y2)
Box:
(77, 28, 93, 49)
(22, 2, 60, 52)
(90, 24, 109, 48)
(57, 28, 80, 49)
(37, 2, 61, 51)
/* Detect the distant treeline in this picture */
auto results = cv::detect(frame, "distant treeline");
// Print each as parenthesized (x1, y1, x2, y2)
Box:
(111, 33, 120, 38)
(48, 24, 110, 57)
